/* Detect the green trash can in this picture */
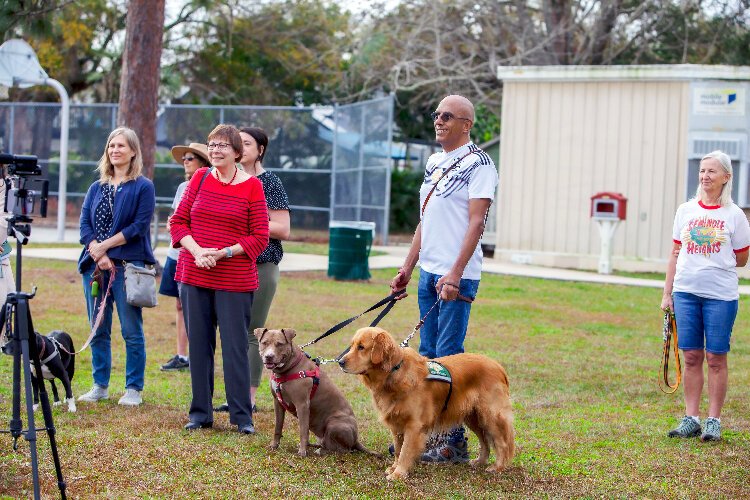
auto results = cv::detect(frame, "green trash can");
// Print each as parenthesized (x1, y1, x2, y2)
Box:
(327, 221, 375, 280)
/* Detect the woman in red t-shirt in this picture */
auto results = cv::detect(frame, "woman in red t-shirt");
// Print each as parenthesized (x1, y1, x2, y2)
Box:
(170, 124, 269, 434)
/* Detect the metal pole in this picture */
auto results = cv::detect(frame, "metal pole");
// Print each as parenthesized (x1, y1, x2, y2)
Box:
(46, 79, 69, 241)
(382, 94, 395, 245)
(356, 106, 365, 222)
(8, 103, 15, 153)
(329, 103, 338, 224)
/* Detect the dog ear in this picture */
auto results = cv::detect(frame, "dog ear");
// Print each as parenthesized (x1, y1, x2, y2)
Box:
(253, 328, 268, 340)
(376, 332, 402, 371)
(371, 331, 398, 369)
(371, 333, 385, 365)
(282, 329, 296, 341)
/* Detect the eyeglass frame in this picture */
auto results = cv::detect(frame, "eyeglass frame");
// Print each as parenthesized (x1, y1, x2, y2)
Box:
(182, 155, 197, 162)
(430, 111, 472, 123)
(207, 142, 232, 150)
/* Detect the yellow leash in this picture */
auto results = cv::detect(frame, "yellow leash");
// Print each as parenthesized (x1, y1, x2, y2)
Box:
(659, 308, 682, 394)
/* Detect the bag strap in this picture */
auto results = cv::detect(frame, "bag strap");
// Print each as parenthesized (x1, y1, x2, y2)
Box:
(196, 166, 213, 193)
(421, 151, 476, 217)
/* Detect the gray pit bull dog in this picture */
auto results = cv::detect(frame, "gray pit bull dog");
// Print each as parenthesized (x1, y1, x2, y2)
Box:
(254, 328, 375, 457)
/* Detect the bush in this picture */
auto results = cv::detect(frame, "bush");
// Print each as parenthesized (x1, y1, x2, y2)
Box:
(389, 168, 423, 233)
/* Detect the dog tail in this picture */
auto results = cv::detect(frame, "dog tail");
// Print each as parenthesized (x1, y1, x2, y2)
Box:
(354, 441, 383, 458)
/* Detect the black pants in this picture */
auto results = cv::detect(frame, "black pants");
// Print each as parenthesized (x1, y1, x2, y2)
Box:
(181, 284, 254, 427)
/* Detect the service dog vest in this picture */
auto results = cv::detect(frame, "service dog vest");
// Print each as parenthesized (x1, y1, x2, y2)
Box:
(425, 360, 453, 412)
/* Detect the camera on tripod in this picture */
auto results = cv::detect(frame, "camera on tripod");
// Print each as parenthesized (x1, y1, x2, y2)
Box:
(0, 153, 49, 219)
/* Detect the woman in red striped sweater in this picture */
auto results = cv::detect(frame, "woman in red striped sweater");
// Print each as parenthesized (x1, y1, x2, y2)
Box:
(170, 124, 269, 434)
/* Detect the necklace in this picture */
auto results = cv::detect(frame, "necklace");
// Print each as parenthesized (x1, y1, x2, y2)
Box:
(215, 167, 238, 186)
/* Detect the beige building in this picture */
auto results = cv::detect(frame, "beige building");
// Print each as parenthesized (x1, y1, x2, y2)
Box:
(495, 65, 750, 273)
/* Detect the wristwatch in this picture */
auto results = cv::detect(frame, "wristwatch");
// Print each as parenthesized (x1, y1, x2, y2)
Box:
(224, 247, 233, 258)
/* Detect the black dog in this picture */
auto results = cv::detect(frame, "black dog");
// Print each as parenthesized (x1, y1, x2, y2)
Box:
(1, 330, 77, 412)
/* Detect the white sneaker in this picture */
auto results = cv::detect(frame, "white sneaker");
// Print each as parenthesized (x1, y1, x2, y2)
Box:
(78, 384, 109, 402)
(118, 388, 142, 406)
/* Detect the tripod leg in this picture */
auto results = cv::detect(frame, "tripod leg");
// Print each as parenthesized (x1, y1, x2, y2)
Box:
(16, 313, 42, 500)
(18, 298, 67, 499)
(4, 300, 23, 445)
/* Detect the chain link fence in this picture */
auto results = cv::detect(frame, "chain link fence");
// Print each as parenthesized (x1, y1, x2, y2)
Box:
(0, 95, 393, 244)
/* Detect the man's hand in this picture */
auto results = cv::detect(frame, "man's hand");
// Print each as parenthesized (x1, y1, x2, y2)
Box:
(390, 268, 412, 299)
(436, 272, 461, 301)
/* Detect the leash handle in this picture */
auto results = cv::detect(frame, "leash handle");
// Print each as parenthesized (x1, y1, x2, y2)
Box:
(659, 308, 682, 394)
(300, 289, 406, 350)
(63, 267, 117, 356)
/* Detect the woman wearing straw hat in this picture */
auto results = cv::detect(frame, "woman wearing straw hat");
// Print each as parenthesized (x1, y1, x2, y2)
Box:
(159, 142, 210, 372)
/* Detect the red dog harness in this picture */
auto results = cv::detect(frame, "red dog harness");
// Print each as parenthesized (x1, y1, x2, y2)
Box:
(269, 351, 320, 416)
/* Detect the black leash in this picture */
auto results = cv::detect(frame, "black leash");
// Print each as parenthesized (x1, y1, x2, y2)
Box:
(300, 290, 406, 364)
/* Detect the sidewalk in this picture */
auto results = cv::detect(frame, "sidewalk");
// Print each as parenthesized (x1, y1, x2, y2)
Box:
(16, 226, 670, 289)
(24, 225, 750, 293)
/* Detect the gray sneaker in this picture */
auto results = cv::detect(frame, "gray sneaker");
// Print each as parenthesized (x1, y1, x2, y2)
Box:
(118, 389, 143, 406)
(701, 417, 721, 442)
(78, 384, 109, 402)
(668, 416, 701, 438)
(421, 429, 469, 463)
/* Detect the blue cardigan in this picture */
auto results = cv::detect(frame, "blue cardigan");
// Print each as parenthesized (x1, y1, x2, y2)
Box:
(78, 176, 156, 273)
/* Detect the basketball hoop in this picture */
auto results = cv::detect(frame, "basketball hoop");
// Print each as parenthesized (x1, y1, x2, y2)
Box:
(0, 39, 49, 88)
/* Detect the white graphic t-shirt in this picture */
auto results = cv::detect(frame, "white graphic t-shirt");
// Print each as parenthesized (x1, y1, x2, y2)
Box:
(419, 142, 498, 280)
(672, 199, 750, 300)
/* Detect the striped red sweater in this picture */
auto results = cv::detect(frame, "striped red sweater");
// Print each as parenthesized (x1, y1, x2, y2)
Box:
(170, 167, 269, 292)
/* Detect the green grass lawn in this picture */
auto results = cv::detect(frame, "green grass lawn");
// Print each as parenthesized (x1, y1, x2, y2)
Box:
(1, 259, 749, 497)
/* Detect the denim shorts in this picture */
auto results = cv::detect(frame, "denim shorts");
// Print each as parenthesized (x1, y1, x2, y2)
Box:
(158, 257, 179, 297)
(672, 292, 737, 354)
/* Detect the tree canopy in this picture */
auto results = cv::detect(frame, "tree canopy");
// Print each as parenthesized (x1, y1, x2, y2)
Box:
(2, 0, 750, 141)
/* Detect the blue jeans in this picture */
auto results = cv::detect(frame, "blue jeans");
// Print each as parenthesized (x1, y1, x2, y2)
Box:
(673, 292, 737, 354)
(417, 269, 480, 359)
(82, 261, 146, 391)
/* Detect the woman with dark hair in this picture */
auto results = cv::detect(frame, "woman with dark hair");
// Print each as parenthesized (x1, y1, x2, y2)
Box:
(170, 124, 269, 434)
(662, 150, 750, 441)
(215, 127, 290, 414)
(78, 126, 156, 407)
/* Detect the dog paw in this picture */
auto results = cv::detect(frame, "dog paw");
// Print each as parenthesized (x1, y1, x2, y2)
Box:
(386, 468, 408, 481)
(268, 443, 280, 451)
(469, 458, 487, 468)
(67, 402, 77, 413)
(297, 448, 308, 457)
(33, 403, 39, 412)
(53, 401, 62, 407)
(485, 464, 504, 473)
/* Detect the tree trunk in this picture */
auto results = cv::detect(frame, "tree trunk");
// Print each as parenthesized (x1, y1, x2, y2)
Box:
(117, 0, 165, 179)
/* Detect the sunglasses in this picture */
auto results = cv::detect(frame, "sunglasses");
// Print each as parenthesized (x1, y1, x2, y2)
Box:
(182, 155, 196, 162)
(430, 111, 471, 122)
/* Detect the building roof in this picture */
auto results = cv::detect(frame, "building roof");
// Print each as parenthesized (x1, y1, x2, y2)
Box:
(497, 64, 750, 83)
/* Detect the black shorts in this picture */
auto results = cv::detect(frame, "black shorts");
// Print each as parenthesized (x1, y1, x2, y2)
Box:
(158, 257, 180, 297)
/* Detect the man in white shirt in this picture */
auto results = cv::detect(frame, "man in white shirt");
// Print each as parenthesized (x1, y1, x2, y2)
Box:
(390, 94, 498, 463)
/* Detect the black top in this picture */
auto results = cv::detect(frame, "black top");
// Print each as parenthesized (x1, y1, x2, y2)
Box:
(94, 183, 116, 242)
(256, 171, 290, 265)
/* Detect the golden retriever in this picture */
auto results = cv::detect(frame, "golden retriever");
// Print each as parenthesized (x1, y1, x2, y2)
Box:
(338, 327, 514, 480)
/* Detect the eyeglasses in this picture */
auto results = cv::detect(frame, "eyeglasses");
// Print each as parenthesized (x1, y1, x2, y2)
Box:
(182, 155, 196, 162)
(430, 111, 471, 122)
(207, 142, 232, 150)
